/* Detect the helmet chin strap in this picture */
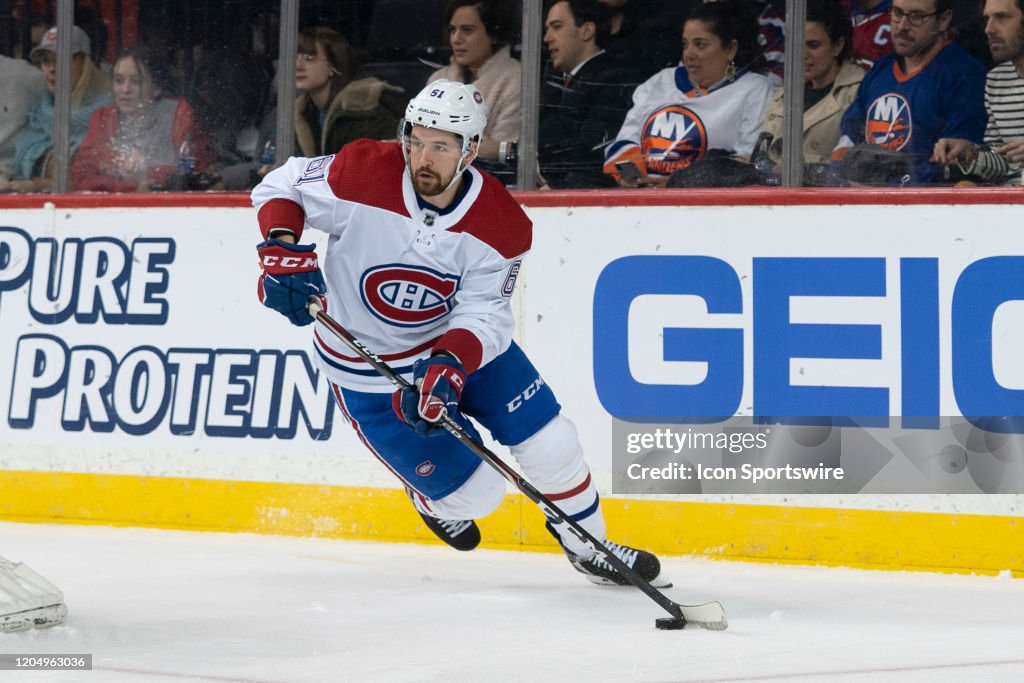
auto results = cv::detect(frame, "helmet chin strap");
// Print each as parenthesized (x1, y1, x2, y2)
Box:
(440, 145, 477, 194)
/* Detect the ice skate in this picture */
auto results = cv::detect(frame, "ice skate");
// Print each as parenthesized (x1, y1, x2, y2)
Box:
(408, 492, 480, 551)
(545, 522, 670, 588)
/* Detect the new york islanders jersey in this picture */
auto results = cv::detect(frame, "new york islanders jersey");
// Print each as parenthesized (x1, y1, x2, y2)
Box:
(252, 140, 530, 392)
(604, 68, 774, 179)
(838, 41, 986, 183)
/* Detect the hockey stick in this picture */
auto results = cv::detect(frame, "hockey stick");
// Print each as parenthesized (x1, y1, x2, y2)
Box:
(307, 297, 727, 631)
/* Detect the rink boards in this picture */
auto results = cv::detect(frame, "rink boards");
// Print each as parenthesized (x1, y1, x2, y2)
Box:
(1, 190, 1023, 576)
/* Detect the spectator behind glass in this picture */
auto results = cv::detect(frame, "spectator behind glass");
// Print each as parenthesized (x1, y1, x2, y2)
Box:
(539, 0, 645, 188)
(428, 0, 521, 163)
(0, 56, 47, 186)
(851, 0, 895, 69)
(603, 0, 773, 187)
(933, 0, 1024, 184)
(759, 0, 864, 172)
(294, 27, 406, 158)
(8, 25, 110, 193)
(833, 0, 986, 184)
(71, 50, 215, 192)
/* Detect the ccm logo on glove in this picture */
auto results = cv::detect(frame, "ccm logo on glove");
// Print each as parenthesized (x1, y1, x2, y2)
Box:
(261, 253, 319, 272)
(256, 238, 326, 326)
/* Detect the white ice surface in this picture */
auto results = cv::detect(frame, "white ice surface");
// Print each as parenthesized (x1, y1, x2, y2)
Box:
(2, 522, 1023, 682)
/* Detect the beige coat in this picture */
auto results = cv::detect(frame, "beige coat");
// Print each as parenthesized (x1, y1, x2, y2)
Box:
(761, 60, 864, 165)
(428, 45, 521, 143)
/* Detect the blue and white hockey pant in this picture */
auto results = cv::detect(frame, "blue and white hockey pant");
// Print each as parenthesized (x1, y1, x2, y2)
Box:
(331, 341, 604, 555)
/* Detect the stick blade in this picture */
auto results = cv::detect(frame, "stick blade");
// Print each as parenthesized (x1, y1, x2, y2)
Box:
(660, 601, 728, 631)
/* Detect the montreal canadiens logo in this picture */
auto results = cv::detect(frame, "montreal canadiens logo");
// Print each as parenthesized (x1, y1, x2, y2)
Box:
(416, 461, 436, 476)
(641, 105, 707, 176)
(865, 94, 911, 150)
(360, 264, 461, 327)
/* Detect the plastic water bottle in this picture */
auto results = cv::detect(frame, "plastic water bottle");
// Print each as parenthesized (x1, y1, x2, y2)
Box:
(177, 134, 196, 175)
(259, 139, 276, 166)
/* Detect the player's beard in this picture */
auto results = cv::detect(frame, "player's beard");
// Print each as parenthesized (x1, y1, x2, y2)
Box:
(411, 166, 451, 197)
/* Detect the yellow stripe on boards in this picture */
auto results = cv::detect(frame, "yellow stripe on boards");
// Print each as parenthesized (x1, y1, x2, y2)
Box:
(0, 470, 527, 548)
(0, 470, 1020, 577)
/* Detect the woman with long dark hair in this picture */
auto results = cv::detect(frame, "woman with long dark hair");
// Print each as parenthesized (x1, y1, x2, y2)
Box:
(427, 0, 521, 162)
(604, 0, 774, 186)
(759, 0, 864, 170)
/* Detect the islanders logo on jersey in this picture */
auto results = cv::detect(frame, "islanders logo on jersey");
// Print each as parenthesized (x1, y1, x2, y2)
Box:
(865, 94, 912, 150)
(641, 105, 708, 176)
(360, 264, 461, 328)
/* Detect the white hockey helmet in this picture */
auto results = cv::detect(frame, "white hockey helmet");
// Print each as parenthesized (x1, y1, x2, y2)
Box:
(401, 79, 487, 155)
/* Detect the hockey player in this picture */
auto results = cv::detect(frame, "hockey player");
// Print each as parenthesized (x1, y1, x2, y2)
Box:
(252, 79, 664, 587)
(0, 555, 67, 632)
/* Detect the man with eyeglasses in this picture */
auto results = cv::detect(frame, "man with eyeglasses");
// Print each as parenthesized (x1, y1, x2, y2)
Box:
(934, 0, 1024, 184)
(833, 0, 986, 184)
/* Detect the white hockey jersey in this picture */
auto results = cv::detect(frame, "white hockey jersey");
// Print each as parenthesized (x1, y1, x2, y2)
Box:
(604, 68, 774, 178)
(252, 140, 530, 392)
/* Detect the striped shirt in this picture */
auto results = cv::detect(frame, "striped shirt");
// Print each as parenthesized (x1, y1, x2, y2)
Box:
(970, 61, 1024, 183)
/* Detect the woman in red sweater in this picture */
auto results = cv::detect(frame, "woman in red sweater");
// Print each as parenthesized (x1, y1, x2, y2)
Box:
(72, 51, 213, 192)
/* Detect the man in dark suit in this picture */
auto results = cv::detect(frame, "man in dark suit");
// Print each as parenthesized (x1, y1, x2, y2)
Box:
(539, 0, 644, 188)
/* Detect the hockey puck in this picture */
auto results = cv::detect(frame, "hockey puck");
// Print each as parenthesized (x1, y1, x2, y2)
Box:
(655, 617, 686, 630)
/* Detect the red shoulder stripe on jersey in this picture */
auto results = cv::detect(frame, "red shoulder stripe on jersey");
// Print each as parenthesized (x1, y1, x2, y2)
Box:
(327, 139, 410, 217)
(258, 198, 306, 240)
(448, 173, 532, 259)
(433, 328, 483, 375)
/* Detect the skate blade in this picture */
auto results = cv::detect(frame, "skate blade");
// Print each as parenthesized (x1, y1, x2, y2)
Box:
(583, 574, 673, 589)
(0, 603, 68, 632)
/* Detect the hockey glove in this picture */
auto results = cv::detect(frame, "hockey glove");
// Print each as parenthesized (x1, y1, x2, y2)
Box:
(257, 239, 326, 326)
(392, 354, 466, 437)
